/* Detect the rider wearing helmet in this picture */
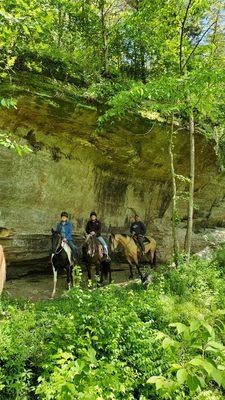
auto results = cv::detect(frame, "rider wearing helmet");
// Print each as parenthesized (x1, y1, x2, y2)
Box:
(85, 212, 110, 260)
(56, 212, 78, 260)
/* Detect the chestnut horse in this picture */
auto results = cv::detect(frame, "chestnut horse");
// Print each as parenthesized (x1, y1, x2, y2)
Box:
(109, 233, 156, 281)
(0, 245, 6, 296)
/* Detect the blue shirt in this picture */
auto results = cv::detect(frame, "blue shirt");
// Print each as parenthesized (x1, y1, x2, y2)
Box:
(56, 221, 73, 241)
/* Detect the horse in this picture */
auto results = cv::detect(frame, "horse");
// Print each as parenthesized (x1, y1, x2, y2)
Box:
(109, 233, 156, 281)
(0, 245, 6, 296)
(82, 234, 112, 284)
(50, 229, 76, 298)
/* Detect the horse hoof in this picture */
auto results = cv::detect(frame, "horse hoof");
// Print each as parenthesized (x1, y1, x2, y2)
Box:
(129, 275, 134, 280)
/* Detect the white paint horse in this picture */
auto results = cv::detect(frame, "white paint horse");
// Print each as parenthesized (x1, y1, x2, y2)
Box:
(50, 229, 75, 298)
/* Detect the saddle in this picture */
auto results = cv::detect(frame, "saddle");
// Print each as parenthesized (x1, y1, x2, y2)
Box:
(133, 235, 150, 255)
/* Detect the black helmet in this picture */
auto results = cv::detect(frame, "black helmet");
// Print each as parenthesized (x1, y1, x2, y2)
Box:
(90, 211, 97, 217)
(61, 211, 69, 218)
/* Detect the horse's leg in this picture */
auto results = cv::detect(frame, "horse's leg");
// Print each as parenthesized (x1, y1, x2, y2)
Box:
(51, 265, 57, 298)
(148, 245, 157, 270)
(153, 250, 157, 269)
(109, 263, 112, 284)
(128, 263, 134, 279)
(65, 265, 72, 290)
(87, 263, 91, 280)
(136, 263, 144, 281)
(100, 262, 103, 284)
(132, 252, 143, 280)
(95, 262, 100, 276)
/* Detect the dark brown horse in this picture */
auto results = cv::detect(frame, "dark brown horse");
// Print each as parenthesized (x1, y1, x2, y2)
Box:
(82, 234, 112, 284)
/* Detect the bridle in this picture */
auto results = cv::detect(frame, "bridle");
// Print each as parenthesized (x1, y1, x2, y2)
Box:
(52, 232, 63, 255)
(110, 235, 119, 253)
(85, 234, 96, 257)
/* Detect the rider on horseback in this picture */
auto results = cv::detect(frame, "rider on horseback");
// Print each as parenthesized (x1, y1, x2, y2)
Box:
(56, 212, 78, 261)
(85, 212, 110, 261)
(130, 214, 146, 254)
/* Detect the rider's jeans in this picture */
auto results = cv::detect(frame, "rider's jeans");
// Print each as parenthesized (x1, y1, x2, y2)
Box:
(137, 235, 145, 252)
(68, 240, 78, 258)
(97, 236, 108, 253)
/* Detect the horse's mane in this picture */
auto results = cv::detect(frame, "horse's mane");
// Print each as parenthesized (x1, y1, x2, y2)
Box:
(120, 234, 128, 237)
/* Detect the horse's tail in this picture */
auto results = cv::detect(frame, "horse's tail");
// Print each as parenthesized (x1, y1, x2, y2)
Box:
(0, 245, 6, 296)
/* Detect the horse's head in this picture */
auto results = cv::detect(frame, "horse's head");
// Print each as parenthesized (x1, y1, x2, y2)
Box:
(85, 234, 96, 257)
(51, 229, 62, 254)
(109, 233, 119, 253)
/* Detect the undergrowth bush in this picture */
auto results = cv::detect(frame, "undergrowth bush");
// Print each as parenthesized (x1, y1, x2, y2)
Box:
(0, 255, 225, 399)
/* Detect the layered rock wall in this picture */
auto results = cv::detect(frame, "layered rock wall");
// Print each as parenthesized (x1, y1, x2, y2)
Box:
(1, 74, 225, 270)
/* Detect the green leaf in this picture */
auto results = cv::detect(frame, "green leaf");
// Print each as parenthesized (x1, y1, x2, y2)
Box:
(176, 368, 188, 385)
(202, 322, 215, 338)
(169, 322, 187, 334)
(189, 357, 214, 375)
(186, 374, 201, 392)
(162, 337, 175, 349)
(190, 320, 201, 332)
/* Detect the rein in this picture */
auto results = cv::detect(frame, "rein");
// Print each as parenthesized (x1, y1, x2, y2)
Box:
(54, 246, 63, 255)
(52, 234, 64, 256)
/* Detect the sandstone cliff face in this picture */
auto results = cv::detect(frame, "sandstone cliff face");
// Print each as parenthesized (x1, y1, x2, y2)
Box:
(1, 73, 225, 270)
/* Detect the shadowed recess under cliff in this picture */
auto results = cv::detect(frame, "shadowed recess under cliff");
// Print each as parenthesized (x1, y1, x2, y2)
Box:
(1, 73, 225, 270)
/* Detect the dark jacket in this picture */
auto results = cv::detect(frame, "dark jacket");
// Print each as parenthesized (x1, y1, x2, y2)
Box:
(56, 221, 73, 241)
(85, 220, 101, 236)
(130, 220, 146, 236)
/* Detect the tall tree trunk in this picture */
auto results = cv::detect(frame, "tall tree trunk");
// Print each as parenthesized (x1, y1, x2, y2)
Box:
(184, 109, 195, 261)
(179, 0, 195, 261)
(169, 115, 179, 264)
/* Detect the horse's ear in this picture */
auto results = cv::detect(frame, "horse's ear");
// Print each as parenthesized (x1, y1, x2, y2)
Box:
(111, 233, 115, 238)
(51, 228, 55, 234)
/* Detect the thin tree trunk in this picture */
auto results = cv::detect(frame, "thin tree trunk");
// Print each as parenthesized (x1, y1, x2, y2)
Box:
(58, 7, 63, 48)
(100, 7, 109, 75)
(184, 109, 195, 260)
(169, 115, 179, 264)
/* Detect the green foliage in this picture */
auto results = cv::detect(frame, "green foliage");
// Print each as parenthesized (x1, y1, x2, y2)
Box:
(0, 133, 31, 155)
(213, 243, 225, 272)
(1, 257, 225, 399)
(149, 319, 225, 397)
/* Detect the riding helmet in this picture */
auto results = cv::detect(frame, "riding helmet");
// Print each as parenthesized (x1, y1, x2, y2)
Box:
(61, 211, 69, 218)
(90, 211, 97, 217)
